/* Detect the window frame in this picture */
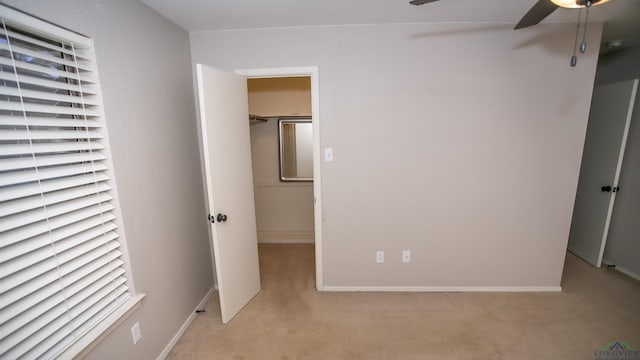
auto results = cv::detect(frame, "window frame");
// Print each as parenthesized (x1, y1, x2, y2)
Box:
(0, 4, 144, 359)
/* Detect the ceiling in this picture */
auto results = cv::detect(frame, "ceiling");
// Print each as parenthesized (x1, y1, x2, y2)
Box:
(141, 0, 640, 52)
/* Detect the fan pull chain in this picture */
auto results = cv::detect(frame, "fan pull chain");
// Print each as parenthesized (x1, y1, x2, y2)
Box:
(571, 7, 582, 67)
(580, 1, 592, 54)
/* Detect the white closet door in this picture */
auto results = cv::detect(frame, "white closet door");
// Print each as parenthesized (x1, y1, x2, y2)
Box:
(196, 64, 261, 323)
(568, 80, 638, 267)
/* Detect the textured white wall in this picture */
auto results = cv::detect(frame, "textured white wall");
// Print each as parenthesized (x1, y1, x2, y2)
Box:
(191, 22, 602, 288)
(4, 0, 214, 358)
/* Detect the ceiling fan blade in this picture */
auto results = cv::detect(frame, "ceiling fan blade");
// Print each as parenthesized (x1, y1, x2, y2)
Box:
(514, 0, 559, 29)
(409, 0, 441, 5)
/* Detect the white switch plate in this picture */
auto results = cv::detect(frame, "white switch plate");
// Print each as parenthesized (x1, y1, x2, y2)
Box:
(376, 251, 384, 263)
(131, 322, 142, 344)
(402, 250, 411, 263)
(324, 148, 334, 162)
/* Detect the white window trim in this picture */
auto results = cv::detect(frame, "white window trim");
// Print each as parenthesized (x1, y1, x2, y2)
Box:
(0, 5, 90, 50)
(59, 293, 144, 359)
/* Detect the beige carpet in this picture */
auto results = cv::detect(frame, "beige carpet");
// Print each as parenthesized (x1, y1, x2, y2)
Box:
(167, 244, 640, 359)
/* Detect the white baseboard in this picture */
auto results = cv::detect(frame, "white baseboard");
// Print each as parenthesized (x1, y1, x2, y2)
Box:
(257, 230, 314, 244)
(320, 286, 562, 292)
(602, 259, 640, 282)
(156, 287, 214, 360)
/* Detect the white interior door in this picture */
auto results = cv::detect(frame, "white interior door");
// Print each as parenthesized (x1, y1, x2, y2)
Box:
(196, 64, 261, 323)
(567, 80, 638, 267)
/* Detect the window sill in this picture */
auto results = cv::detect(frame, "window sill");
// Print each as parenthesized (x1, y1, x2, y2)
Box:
(59, 293, 146, 360)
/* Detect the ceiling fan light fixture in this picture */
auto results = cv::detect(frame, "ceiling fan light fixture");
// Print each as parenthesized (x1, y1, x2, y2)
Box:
(549, 0, 611, 9)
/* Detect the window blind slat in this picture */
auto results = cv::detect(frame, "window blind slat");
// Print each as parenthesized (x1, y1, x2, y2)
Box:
(0, 56, 95, 84)
(0, 151, 106, 172)
(27, 289, 131, 360)
(0, 28, 89, 59)
(0, 129, 102, 141)
(0, 299, 71, 358)
(0, 291, 66, 339)
(0, 161, 108, 187)
(0, 42, 95, 71)
(0, 204, 115, 249)
(0, 86, 99, 106)
(68, 275, 127, 319)
(68, 278, 128, 318)
(0, 29, 93, 63)
(0, 172, 109, 202)
(0, 241, 121, 305)
(57, 238, 121, 277)
(0, 193, 113, 233)
(0, 220, 118, 279)
(0, 71, 97, 95)
(0, 99, 100, 116)
(1, 296, 73, 351)
(0, 182, 111, 217)
(66, 291, 132, 346)
(0, 257, 124, 322)
(0, 272, 126, 342)
(0, 115, 101, 128)
(0, 140, 104, 157)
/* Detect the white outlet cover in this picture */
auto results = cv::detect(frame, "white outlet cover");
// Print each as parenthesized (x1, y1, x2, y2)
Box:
(402, 250, 411, 263)
(324, 148, 334, 162)
(376, 251, 384, 263)
(131, 322, 142, 344)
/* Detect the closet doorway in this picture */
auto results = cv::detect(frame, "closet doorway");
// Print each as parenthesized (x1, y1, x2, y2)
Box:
(236, 67, 323, 289)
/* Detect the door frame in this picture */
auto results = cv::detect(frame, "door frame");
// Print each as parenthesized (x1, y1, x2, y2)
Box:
(235, 66, 324, 290)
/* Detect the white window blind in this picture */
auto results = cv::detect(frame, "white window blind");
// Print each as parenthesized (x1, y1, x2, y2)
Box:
(1, 6, 138, 359)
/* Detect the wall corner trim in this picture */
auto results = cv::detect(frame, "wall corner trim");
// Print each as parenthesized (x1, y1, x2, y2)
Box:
(156, 287, 214, 360)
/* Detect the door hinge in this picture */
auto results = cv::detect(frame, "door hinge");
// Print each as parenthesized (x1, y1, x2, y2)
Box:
(207, 214, 215, 223)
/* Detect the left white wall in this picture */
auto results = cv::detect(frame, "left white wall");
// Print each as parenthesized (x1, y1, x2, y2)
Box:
(4, 1, 214, 358)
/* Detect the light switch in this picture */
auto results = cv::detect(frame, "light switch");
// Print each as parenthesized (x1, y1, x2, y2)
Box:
(324, 148, 334, 162)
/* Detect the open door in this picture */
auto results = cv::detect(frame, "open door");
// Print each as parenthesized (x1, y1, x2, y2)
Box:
(196, 64, 261, 323)
(568, 80, 638, 267)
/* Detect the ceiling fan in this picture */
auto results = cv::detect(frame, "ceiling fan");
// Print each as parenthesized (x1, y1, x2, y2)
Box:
(409, 0, 613, 66)
(409, 0, 611, 30)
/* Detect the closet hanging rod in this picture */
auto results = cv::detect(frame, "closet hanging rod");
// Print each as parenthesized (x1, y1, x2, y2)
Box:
(249, 114, 269, 122)
(249, 114, 311, 121)
(248, 115, 311, 125)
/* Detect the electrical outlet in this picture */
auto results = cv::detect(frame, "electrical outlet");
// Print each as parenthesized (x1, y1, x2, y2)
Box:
(402, 250, 411, 263)
(376, 251, 384, 263)
(131, 322, 142, 344)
